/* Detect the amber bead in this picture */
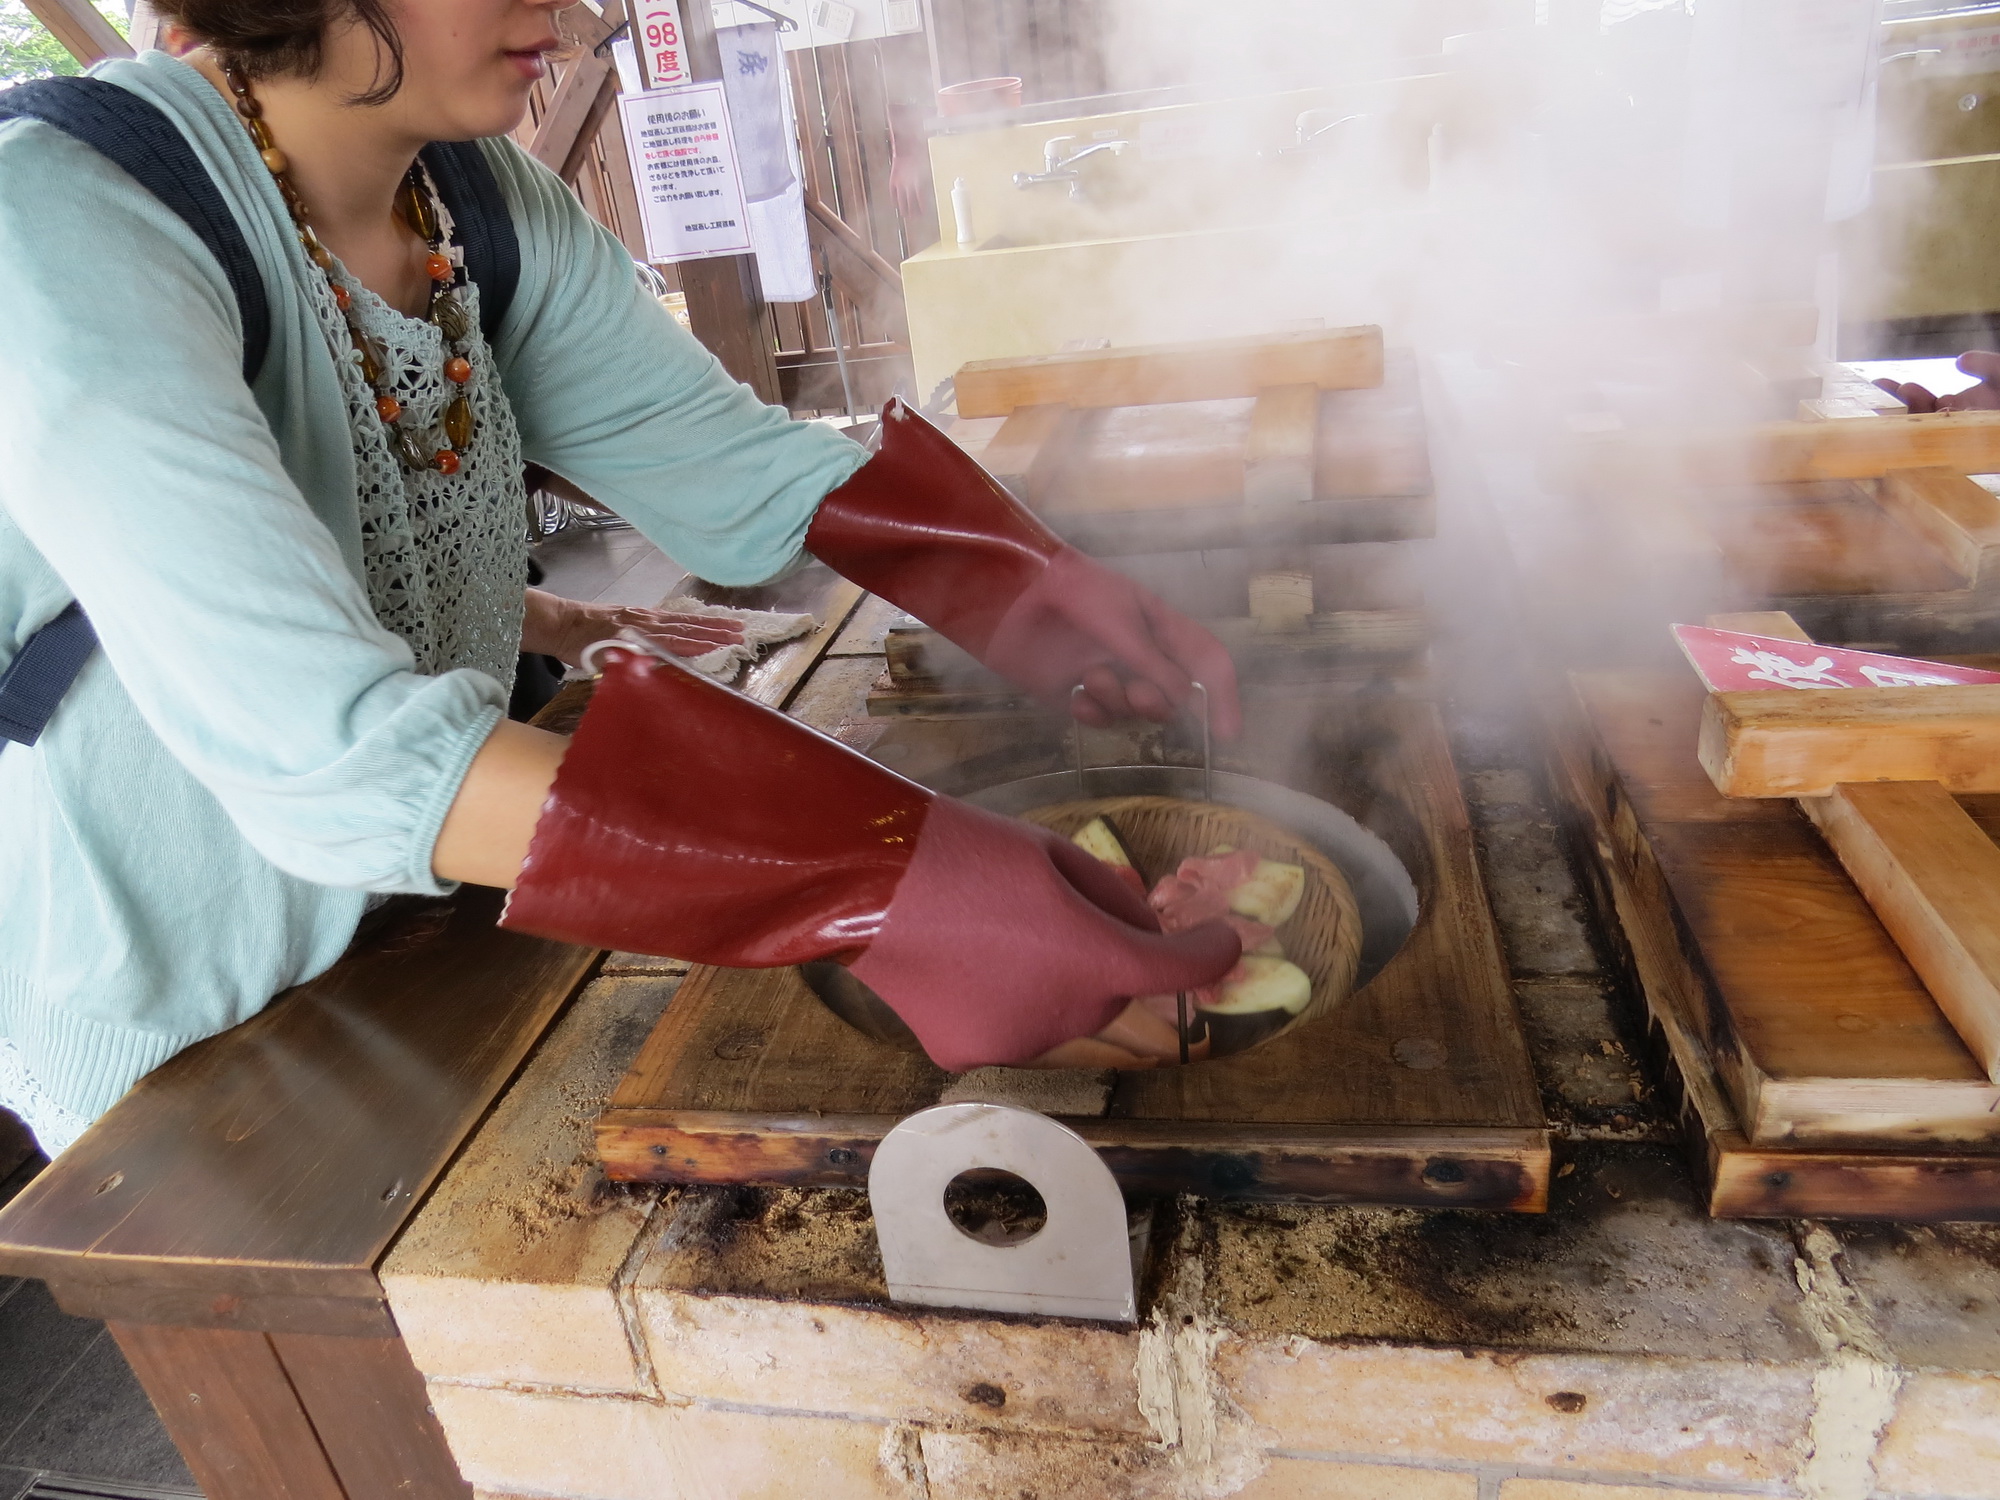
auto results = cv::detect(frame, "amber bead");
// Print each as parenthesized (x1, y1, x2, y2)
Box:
(433, 294, 470, 344)
(425, 251, 453, 283)
(355, 344, 382, 386)
(375, 394, 402, 423)
(444, 356, 472, 386)
(397, 181, 439, 242)
(395, 431, 430, 471)
(332, 284, 351, 311)
(432, 448, 462, 476)
(259, 146, 287, 175)
(308, 240, 333, 271)
(444, 394, 474, 450)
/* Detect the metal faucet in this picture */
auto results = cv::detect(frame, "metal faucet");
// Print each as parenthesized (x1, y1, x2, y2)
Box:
(1277, 110, 1363, 156)
(1013, 134, 1131, 199)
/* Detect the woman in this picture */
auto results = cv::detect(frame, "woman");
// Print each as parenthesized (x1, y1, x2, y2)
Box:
(0, 0, 1241, 1153)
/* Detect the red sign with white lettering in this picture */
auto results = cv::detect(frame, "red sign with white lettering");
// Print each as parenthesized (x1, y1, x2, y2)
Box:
(1671, 625, 2000, 693)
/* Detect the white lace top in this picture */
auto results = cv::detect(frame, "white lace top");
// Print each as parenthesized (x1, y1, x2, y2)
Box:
(320, 244, 529, 686)
(0, 213, 530, 1158)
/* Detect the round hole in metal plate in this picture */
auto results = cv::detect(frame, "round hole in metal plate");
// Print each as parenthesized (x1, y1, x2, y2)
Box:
(942, 1167, 1048, 1246)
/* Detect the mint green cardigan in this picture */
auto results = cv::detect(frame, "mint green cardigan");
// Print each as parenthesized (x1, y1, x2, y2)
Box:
(0, 53, 869, 1120)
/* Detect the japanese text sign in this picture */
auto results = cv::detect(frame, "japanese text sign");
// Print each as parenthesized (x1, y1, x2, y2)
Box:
(1672, 625, 2000, 693)
(637, 0, 689, 87)
(618, 82, 755, 263)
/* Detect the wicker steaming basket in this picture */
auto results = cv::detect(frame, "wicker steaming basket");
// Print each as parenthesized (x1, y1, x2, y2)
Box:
(1020, 795, 1363, 1024)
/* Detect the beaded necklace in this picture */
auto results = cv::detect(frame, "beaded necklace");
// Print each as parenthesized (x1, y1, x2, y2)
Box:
(220, 62, 477, 476)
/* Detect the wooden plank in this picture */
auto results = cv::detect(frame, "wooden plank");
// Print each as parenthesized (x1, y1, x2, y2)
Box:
(1803, 781, 2000, 1085)
(1248, 570, 1314, 634)
(601, 1112, 1545, 1209)
(592, 99, 651, 261)
(1699, 684, 2000, 798)
(601, 690, 1547, 1205)
(527, 6, 617, 173)
(1707, 609, 2000, 1085)
(0, 888, 598, 1323)
(1709, 1140, 2000, 1221)
(954, 326, 1386, 419)
(1706, 611, 1813, 641)
(1244, 385, 1320, 507)
(1569, 409, 2000, 489)
(866, 666, 1036, 719)
(21, 0, 130, 64)
(1703, 485, 1969, 599)
(111, 1324, 347, 1500)
(1564, 671, 2000, 1145)
(979, 402, 1078, 505)
(1877, 466, 2000, 585)
(272, 1331, 471, 1499)
(1549, 674, 2000, 1216)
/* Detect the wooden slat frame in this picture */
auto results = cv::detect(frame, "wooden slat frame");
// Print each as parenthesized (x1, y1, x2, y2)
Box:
(954, 326, 1386, 419)
(1547, 674, 2000, 1218)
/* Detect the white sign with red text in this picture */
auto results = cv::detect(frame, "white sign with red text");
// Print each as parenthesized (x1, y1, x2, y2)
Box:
(618, 82, 755, 263)
(1672, 625, 2000, 693)
(636, 0, 690, 86)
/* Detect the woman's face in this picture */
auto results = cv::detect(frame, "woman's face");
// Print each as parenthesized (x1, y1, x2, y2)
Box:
(324, 0, 573, 142)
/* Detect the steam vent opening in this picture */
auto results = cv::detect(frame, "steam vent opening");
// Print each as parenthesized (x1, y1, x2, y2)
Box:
(800, 767, 1419, 1069)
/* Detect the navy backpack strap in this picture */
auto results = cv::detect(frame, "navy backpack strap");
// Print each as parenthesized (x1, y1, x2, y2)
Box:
(0, 76, 270, 381)
(0, 87, 518, 750)
(420, 139, 520, 346)
(0, 604, 99, 748)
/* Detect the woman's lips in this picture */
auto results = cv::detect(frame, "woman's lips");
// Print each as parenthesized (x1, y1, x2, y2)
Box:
(505, 45, 555, 81)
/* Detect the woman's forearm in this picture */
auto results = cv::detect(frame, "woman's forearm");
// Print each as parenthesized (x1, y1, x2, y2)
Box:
(521, 586, 589, 663)
(432, 718, 568, 887)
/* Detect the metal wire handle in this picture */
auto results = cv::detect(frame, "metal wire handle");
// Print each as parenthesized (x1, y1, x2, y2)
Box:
(1069, 680, 1212, 801)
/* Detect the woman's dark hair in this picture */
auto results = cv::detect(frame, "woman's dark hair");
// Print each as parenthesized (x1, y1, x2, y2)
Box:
(152, 0, 405, 105)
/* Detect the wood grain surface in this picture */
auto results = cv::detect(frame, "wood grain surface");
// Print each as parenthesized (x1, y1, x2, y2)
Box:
(0, 888, 600, 1324)
(1243, 384, 1319, 507)
(953, 325, 1384, 418)
(1805, 781, 2000, 1085)
(1700, 683, 2000, 797)
(1550, 674, 2000, 1216)
(598, 691, 1548, 1205)
(1876, 467, 2000, 585)
(111, 1323, 351, 1500)
(1569, 409, 2000, 488)
(1562, 671, 2000, 1149)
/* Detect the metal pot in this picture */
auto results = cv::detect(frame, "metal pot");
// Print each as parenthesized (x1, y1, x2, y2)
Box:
(800, 764, 1420, 1061)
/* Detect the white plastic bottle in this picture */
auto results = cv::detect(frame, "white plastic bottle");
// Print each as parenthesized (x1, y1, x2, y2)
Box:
(951, 177, 975, 247)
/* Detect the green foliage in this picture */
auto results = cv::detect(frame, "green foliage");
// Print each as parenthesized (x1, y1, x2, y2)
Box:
(0, 0, 129, 87)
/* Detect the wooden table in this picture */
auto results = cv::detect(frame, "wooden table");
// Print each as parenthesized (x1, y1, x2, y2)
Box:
(0, 570, 863, 1500)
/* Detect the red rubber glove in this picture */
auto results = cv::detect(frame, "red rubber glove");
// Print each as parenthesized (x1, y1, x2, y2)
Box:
(499, 646, 1240, 1070)
(808, 399, 1244, 738)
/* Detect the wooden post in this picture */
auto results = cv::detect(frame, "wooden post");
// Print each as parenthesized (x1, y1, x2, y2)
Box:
(22, 0, 131, 64)
(677, 0, 783, 404)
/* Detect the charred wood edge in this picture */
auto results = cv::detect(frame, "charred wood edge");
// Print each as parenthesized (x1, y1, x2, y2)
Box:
(1540, 675, 2000, 1223)
(596, 1111, 1549, 1211)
